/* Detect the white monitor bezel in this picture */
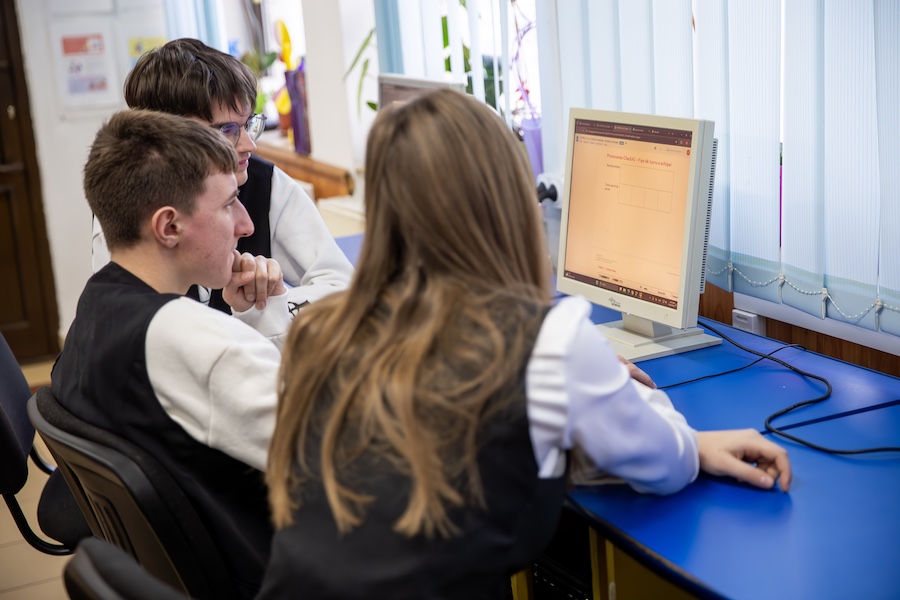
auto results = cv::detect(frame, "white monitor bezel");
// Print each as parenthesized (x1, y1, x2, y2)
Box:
(556, 108, 717, 359)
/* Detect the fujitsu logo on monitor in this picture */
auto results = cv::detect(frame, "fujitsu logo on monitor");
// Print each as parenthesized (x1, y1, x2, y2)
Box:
(609, 298, 621, 308)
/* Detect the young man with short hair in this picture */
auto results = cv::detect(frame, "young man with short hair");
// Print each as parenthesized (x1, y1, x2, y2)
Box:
(54, 109, 289, 597)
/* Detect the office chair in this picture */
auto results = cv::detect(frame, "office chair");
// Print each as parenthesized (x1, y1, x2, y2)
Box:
(27, 386, 241, 599)
(0, 332, 73, 555)
(65, 536, 190, 600)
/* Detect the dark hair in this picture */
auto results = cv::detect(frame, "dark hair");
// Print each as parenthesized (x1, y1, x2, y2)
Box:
(124, 38, 257, 120)
(84, 109, 237, 250)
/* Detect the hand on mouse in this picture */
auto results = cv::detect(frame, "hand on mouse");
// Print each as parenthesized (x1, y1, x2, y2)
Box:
(697, 429, 792, 491)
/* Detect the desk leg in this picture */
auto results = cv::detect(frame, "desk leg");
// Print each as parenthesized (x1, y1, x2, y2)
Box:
(589, 528, 612, 600)
(589, 527, 697, 600)
(510, 568, 533, 600)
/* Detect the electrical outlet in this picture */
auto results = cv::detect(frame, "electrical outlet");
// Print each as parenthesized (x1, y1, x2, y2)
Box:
(732, 309, 766, 335)
(536, 173, 563, 206)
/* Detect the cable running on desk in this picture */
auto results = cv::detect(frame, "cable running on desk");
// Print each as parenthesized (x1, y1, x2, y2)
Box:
(657, 343, 802, 391)
(696, 319, 900, 455)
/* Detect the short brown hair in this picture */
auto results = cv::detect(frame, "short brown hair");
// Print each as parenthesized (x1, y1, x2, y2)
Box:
(124, 38, 257, 120)
(84, 109, 237, 250)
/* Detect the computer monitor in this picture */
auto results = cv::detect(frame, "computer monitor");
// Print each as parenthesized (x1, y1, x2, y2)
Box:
(377, 73, 467, 109)
(556, 109, 721, 362)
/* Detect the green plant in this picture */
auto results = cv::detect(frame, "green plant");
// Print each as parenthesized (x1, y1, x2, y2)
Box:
(344, 27, 378, 116)
(240, 48, 278, 113)
(240, 48, 278, 76)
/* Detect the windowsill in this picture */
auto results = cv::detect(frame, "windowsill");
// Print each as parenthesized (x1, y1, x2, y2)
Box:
(734, 293, 900, 357)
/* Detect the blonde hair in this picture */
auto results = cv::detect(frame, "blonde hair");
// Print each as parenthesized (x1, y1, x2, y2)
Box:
(267, 90, 551, 537)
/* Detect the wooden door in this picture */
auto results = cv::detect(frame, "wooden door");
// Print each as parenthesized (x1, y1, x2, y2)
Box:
(0, 0, 60, 361)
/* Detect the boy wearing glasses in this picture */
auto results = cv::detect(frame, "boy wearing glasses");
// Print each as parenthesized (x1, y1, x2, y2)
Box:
(91, 37, 354, 314)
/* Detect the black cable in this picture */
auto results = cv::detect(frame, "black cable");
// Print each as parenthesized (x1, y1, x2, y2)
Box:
(658, 343, 802, 391)
(697, 318, 900, 454)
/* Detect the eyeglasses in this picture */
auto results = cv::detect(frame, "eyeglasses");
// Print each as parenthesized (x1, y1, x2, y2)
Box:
(218, 114, 267, 146)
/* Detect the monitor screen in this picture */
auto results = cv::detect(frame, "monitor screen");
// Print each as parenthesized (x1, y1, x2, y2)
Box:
(556, 109, 721, 362)
(377, 73, 467, 109)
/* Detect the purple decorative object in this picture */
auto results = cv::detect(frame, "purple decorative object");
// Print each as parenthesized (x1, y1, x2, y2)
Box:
(520, 116, 543, 182)
(284, 67, 311, 155)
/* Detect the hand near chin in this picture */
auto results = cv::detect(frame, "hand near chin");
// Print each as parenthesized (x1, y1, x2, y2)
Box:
(222, 250, 286, 312)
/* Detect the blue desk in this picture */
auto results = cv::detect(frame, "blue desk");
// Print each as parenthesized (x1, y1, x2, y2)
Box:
(336, 233, 363, 266)
(335, 235, 900, 599)
(636, 323, 900, 432)
(572, 318, 900, 599)
(571, 405, 900, 599)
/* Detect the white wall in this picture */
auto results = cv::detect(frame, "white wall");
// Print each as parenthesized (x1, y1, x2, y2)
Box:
(217, 0, 253, 54)
(301, 0, 377, 172)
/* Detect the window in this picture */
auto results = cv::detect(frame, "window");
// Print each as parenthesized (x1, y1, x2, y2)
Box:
(374, 0, 541, 123)
(374, 0, 544, 176)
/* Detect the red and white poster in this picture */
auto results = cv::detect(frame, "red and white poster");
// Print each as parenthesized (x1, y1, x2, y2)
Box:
(50, 18, 119, 109)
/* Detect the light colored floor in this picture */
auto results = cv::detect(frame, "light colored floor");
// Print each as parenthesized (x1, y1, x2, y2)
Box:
(17, 363, 52, 391)
(0, 198, 362, 599)
(2, 361, 69, 599)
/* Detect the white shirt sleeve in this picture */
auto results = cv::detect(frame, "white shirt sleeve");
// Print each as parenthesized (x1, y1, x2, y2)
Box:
(145, 293, 291, 472)
(91, 215, 110, 274)
(268, 167, 355, 307)
(525, 296, 699, 495)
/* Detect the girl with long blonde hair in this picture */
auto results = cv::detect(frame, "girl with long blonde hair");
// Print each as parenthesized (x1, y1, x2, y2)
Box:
(261, 90, 791, 599)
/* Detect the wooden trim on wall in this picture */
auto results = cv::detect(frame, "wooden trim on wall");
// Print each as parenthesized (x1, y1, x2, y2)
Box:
(699, 283, 899, 378)
(697, 282, 735, 326)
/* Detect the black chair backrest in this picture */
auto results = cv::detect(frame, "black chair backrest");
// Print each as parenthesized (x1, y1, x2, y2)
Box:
(0, 332, 34, 489)
(0, 333, 71, 555)
(27, 386, 240, 599)
(65, 536, 189, 600)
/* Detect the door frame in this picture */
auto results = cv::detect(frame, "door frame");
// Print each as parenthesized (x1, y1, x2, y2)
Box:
(0, 0, 60, 362)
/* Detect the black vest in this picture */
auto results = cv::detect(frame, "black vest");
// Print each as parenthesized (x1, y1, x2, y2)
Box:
(258, 301, 563, 600)
(189, 155, 275, 313)
(52, 263, 273, 598)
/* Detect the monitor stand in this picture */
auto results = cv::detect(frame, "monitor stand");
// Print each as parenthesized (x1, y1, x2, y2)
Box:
(596, 314, 721, 363)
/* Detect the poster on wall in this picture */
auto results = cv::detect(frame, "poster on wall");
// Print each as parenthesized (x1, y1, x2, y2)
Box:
(49, 18, 120, 110)
(117, 5, 168, 73)
(127, 36, 168, 65)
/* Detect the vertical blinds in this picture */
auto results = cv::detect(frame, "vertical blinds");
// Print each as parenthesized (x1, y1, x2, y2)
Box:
(541, 0, 899, 340)
(373, 0, 899, 341)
